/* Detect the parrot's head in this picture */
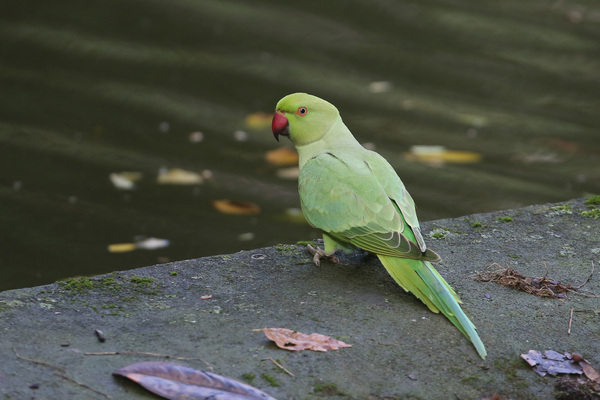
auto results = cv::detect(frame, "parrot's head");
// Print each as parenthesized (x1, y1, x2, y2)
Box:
(272, 93, 339, 146)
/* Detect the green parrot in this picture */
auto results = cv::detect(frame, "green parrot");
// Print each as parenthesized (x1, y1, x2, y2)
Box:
(271, 92, 486, 359)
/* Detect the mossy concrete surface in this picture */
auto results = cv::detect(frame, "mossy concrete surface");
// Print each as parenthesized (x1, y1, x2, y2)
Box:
(1, 198, 599, 399)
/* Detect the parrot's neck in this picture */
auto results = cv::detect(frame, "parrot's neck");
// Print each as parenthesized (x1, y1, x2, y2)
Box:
(296, 118, 362, 168)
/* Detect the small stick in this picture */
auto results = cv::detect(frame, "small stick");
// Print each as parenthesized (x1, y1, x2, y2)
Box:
(567, 308, 574, 335)
(13, 348, 111, 399)
(13, 348, 65, 372)
(261, 357, 294, 377)
(576, 261, 595, 289)
(54, 371, 112, 399)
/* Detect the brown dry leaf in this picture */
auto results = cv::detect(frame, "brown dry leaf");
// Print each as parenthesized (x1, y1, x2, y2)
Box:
(213, 200, 260, 216)
(254, 328, 352, 352)
(245, 112, 273, 130)
(113, 361, 277, 400)
(265, 147, 299, 166)
(578, 357, 600, 384)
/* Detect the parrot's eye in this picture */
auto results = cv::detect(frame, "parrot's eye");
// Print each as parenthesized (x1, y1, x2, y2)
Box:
(297, 107, 308, 116)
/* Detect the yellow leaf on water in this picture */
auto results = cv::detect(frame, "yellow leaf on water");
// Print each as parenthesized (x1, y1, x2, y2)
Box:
(404, 145, 482, 165)
(213, 200, 260, 216)
(245, 112, 274, 130)
(265, 147, 299, 166)
(157, 168, 203, 185)
(108, 243, 137, 253)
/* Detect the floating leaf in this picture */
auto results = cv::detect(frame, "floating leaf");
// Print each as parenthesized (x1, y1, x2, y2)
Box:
(108, 237, 169, 253)
(404, 145, 482, 165)
(254, 328, 352, 352)
(113, 361, 277, 400)
(110, 172, 142, 190)
(276, 208, 307, 224)
(136, 237, 170, 250)
(189, 131, 204, 143)
(213, 200, 260, 216)
(238, 232, 255, 241)
(368, 81, 393, 93)
(157, 168, 203, 185)
(276, 167, 299, 179)
(108, 243, 137, 253)
(245, 112, 274, 130)
(265, 147, 299, 166)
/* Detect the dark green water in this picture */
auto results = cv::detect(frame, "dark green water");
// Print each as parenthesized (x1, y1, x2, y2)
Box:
(1, 0, 599, 290)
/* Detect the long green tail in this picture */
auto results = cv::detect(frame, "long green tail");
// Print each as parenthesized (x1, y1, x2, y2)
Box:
(378, 255, 487, 359)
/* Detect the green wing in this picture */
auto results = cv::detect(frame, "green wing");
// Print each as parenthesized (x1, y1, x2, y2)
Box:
(299, 150, 439, 262)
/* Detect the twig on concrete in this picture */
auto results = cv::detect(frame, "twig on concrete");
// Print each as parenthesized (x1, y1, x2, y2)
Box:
(575, 261, 595, 289)
(14, 348, 111, 399)
(567, 308, 574, 335)
(53, 371, 112, 399)
(13, 348, 65, 372)
(261, 357, 294, 377)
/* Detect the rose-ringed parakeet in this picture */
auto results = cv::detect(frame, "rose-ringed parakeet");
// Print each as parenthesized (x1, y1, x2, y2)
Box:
(271, 92, 486, 359)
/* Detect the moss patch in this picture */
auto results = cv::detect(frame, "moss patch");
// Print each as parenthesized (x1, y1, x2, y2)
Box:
(585, 196, 600, 206)
(261, 373, 279, 387)
(314, 382, 346, 396)
(580, 209, 600, 219)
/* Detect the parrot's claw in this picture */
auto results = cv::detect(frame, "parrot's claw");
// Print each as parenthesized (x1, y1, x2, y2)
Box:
(306, 244, 339, 267)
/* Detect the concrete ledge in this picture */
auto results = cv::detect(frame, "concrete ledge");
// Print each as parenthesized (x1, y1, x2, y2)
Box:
(1, 198, 599, 399)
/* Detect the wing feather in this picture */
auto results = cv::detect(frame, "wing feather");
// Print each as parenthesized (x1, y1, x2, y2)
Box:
(299, 151, 440, 262)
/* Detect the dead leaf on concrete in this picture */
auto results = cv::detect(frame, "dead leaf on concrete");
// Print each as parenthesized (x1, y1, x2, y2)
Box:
(113, 361, 277, 400)
(573, 353, 600, 384)
(521, 350, 583, 377)
(254, 328, 352, 352)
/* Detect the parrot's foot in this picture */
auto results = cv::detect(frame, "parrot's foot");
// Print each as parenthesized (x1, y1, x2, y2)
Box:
(307, 244, 339, 267)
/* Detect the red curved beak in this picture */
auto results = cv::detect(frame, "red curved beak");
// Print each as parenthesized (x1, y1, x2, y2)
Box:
(272, 111, 289, 142)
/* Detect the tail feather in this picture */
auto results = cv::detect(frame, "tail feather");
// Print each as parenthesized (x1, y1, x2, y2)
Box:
(378, 255, 487, 359)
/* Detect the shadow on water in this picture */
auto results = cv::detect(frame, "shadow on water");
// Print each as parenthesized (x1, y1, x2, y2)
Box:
(1, 0, 599, 290)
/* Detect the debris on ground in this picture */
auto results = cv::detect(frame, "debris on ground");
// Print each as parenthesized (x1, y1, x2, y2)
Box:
(473, 263, 595, 299)
(521, 350, 600, 399)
